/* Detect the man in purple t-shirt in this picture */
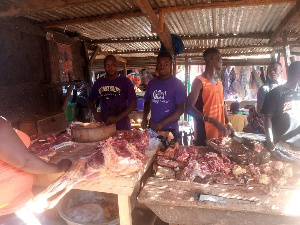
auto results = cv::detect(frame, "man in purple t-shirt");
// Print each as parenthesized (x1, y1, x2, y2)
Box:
(141, 52, 187, 137)
(88, 55, 137, 130)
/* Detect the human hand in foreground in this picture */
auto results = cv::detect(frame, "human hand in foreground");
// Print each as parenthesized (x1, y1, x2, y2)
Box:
(228, 124, 236, 136)
(56, 159, 72, 172)
(210, 118, 231, 137)
(93, 112, 103, 122)
(150, 122, 164, 132)
(106, 115, 120, 125)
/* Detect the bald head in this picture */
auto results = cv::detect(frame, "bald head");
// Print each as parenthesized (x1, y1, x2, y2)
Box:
(203, 48, 222, 71)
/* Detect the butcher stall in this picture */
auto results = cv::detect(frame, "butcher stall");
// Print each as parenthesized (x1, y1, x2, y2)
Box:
(27, 124, 162, 225)
(138, 133, 300, 225)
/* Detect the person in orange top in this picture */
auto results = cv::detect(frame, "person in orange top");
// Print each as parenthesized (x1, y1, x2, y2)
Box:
(186, 48, 234, 146)
(0, 117, 72, 223)
(228, 102, 248, 132)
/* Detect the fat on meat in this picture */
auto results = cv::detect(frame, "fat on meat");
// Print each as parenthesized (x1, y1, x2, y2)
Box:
(25, 130, 149, 213)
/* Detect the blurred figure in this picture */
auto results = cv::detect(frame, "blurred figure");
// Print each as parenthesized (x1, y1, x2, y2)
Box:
(228, 102, 248, 132)
(262, 61, 300, 150)
(247, 106, 264, 134)
(257, 62, 284, 114)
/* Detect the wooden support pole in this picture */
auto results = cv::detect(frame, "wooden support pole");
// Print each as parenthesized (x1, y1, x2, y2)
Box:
(123, 63, 127, 76)
(62, 84, 75, 111)
(159, 11, 165, 32)
(173, 57, 177, 76)
(118, 195, 132, 225)
(89, 46, 101, 66)
(282, 35, 291, 74)
(184, 57, 189, 121)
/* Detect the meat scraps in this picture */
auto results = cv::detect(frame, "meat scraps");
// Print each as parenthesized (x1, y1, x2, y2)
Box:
(25, 130, 149, 213)
(206, 137, 271, 165)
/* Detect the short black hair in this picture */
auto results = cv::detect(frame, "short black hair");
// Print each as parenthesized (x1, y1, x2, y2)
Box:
(287, 61, 300, 80)
(157, 52, 172, 62)
(268, 61, 282, 68)
(104, 55, 118, 65)
(230, 102, 239, 113)
(203, 48, 220, 59)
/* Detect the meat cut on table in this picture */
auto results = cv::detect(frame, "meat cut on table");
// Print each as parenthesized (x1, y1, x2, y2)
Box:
(25, 129, 150, 213)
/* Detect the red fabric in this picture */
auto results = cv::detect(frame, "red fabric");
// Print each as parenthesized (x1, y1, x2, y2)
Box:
(0, 130, 34, 216)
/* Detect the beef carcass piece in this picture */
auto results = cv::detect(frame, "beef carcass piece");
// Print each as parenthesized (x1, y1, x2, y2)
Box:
(117, 129, 150, 153)
(25, 135, 147, 213)
(206, 137, 271, 165)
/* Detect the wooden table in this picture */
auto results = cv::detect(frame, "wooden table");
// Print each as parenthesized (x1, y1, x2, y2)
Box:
(34, 142, 159, 225)
(138, 141, 300, 225)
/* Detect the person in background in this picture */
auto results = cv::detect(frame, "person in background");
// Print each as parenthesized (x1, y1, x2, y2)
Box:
(228, 102, 248, 132)
(186, 48, 234, 146)
(262, 61, 300, 150)
(88, 55, 137, 130)
(247, 105, 264, 134)
(257, 62, 284, 114)
(0, 117, 72, 223)
(141, 52, 187, 140)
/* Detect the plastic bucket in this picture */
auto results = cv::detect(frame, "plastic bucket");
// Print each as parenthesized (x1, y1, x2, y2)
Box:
(135, 97, 144, 111)
(65, 103, 76, 121)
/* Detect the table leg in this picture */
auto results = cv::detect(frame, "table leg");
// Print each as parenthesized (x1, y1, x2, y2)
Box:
(118, 194, 132, 225)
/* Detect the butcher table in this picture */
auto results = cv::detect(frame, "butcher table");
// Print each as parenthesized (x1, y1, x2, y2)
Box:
(138, 142, 300, 225)
(34, 142, 159, 225)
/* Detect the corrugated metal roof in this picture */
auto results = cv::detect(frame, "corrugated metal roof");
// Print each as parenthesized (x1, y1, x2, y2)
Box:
(16, 0, 299, 65)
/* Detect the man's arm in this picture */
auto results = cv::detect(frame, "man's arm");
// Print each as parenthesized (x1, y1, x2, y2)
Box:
(107, 100, 137, 124)
(141, 100, 151, 129)
(186, 79, 229, 137)
(150, 103, 184, 132)
(88, 99, 102, 122)
(0, 119, 71, 174)
(264, 115, 275, 150)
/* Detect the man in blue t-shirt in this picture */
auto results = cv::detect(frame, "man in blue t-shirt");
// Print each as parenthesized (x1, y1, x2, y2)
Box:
(88, 55, 137, 130)
(141, 52, 187, 138)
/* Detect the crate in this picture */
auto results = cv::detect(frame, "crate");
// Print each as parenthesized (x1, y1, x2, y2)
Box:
(19, 112, 67, 136)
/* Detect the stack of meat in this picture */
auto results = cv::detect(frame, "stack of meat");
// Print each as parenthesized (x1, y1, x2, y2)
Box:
(25, 129, 150, 213)
(156, 140, 294, 189)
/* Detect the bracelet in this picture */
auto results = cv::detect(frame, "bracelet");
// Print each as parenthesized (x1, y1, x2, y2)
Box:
(203, 114, 212, 123)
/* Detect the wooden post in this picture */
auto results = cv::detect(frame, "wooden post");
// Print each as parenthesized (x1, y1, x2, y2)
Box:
(123, 63, 127, 76)
(118, 194, 132, 225)
(282, 35, 291, 74)
(173, 57, 177, 76)
(184, 56, 189, 121)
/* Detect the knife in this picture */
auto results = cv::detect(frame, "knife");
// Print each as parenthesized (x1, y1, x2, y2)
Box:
(231, 133, 243, 143)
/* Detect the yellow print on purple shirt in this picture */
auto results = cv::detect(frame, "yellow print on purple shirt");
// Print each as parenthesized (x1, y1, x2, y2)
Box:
(99, 86, 121, 97)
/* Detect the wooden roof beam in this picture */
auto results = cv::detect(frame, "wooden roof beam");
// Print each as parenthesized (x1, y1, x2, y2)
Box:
(91, 33, 271, 44)
(133, 0, 174, 55)
(0, 0, 104, 17)
(40, 0, 296, 28)
(268, 0, 300, 45)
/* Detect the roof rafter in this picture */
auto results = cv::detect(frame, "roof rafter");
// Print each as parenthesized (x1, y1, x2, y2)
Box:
(41, 0, 296, 28)
(268, 0, 300, 45)
(0, 0, 105, 17)
(133, 0, 173, 54)
(91, 33, 271, 44)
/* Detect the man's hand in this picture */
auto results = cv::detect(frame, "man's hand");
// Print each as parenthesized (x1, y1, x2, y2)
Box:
(56, 159, 72, 172)
(93, 112, 103, 122)
(106, 115, 120, 125)
(228, 125, 236, 136)
(210, 118, 230, 137)
(150, 122, 164, 132)
(141, 119, 148, 129)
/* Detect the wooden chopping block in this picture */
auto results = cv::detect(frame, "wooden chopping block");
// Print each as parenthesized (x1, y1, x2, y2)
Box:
(71, 123, 116, 143)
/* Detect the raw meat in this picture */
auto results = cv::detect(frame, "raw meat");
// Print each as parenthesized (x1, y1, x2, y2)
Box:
(25, 130, 149, 213)
(206, 137, 271, 165)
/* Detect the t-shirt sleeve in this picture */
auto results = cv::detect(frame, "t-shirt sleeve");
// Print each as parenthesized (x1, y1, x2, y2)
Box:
(256, 87, 266, 105)
(261, 88, 280, 116)
(88, 80, 100, 101)
(125, 78, 137, 101)
(144, 81, 152, 102)
(175, 80, 187, 104)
